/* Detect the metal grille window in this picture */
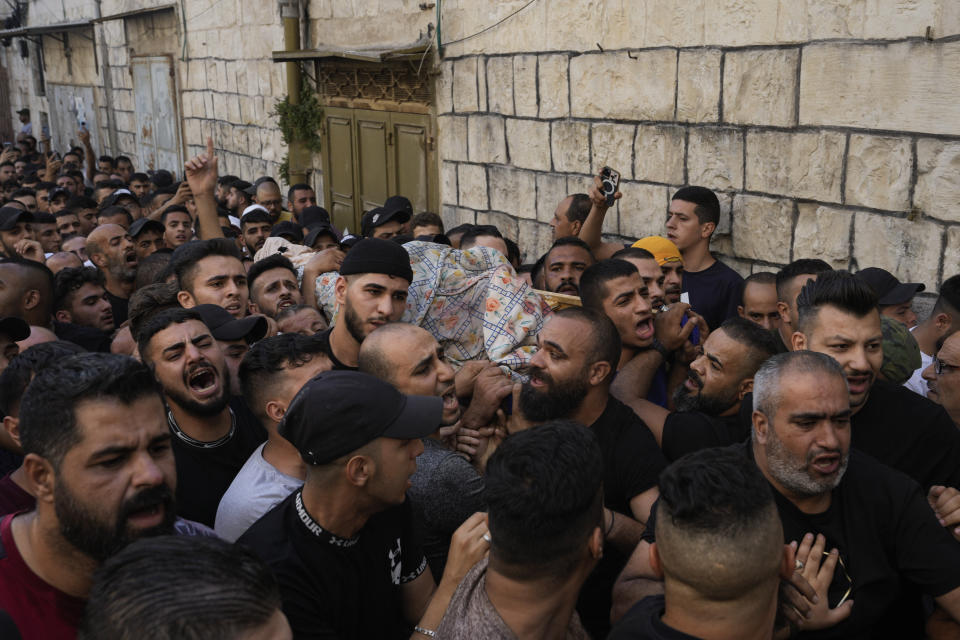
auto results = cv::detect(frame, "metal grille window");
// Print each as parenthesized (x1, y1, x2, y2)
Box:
(315, 61, 433, 107)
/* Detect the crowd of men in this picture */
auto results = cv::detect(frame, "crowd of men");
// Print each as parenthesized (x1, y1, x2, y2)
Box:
(0, 120, 959, 640)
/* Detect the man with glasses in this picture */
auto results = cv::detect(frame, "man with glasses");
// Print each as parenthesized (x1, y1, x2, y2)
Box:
(615, 350, 960, 638)
(922, 332, 960, 426)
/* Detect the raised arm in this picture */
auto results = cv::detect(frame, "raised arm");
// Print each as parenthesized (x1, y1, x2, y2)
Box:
(183, 137, 223, 239)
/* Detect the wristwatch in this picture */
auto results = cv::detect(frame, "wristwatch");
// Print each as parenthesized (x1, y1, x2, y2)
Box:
(651, 337, 673, 364)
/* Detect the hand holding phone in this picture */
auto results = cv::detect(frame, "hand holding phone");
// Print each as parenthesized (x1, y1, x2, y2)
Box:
(600, 166, 621, 207)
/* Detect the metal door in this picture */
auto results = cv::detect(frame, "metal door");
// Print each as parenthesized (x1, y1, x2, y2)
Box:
(132, 56, 182, 174)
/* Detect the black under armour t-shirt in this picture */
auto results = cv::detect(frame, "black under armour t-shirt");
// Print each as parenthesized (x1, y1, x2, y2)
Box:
(170, 397, 266, 527)
(317, 327, 358, 371)
(238, 491, 427, 640)
(641, 443, 960, 640)
(681, 259, 743, 331)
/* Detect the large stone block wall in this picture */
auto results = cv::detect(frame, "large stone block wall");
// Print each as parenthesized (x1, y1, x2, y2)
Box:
(432, 1, 960, 291)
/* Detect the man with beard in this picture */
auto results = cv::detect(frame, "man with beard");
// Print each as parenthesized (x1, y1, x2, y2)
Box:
(515, 307, 666, 638)
(788, 271, 960, 490)
(214, 334, 331, 542)
(247, 254, 302, 318)
(253, 179, 288, 223)
(620, 317, 778, 462)
(317, 238, 412, 370)
(0, 354, 180, 638)
(286, 183, 317, 223)
(174, 238, 249, 319)
(52, 267, 114, 352)
(615, 351, 960, 638)
(138, 307, 266, 526)
(0, 207, 35, 259)
(360, 323, 503, 578)
(774, 258, 832, 353)
(739, 271, 781, 331)
(193, 303, 268, 397)
(86, 224, 138, 326)
(239, 206, 272, 256)
(542, 237, 595, 297)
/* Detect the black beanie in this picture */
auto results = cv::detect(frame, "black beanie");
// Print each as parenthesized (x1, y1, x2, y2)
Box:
(339, 238, 413, 283)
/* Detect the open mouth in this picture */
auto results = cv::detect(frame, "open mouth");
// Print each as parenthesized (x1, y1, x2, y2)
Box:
(124, 250, 138, 266)
(636, 317, 654, 341)
(810, 455, 840, 475)
(187, 366, 218, 396)
(557, 283, 578, 295)
(278, 297, 296, 310)
(441, 386, 460, 412)
(126, 503, 164, 528)
(846, 374, 871, 395)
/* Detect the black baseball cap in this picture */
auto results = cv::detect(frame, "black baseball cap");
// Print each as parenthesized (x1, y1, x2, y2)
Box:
(49, 187, 71, 202)
(0, 316, 30, 342)
(280, 370, 441, 466)
(101, 190, 140, 210)
(0, 207, 33, 231)
(194, 304, 268, 343)
(304, 223, 338, 248)
(128, 217, 165, 238)
(855, 267, 925, 306)
(16, 108, 29, 116)
(300, 206, 330, 228)
(270, 221, 304, 244)
(361, 200, 412, 237)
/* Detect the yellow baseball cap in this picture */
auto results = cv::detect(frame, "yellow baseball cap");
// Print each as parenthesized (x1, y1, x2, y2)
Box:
(632, 236, 683, 266)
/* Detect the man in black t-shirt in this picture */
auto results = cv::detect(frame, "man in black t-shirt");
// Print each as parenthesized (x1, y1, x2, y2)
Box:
(610, 448, 789, 640)
(138, 307, 266, 527)
(86, 224, 137, 326)
(238, 370, 489, 640)
(616, 317, 779, 461)
(615, 351, 960, 638)
(315, 237, 412, 371)
(516, 307, 667, 637)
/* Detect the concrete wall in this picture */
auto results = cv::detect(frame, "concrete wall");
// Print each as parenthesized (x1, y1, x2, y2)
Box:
(431, 0, 960, 286)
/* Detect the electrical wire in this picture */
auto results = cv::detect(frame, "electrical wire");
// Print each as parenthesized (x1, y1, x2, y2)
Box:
(439, 0, 538, 47)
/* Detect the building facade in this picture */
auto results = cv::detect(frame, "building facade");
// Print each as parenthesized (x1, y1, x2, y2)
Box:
(3, 0, 960, 288)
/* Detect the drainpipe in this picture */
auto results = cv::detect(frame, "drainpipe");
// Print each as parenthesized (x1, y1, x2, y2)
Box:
(278, 0, 307, 185)
(93, 0, 118, 154)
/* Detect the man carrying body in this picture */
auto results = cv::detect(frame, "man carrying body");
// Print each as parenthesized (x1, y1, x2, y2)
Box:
(359, 323, 508, 578)
(316, 237, 411, 370)
(86, 223, 138, 325)
(286, 183, 317, 223)
(610, 248, 667, 309)
(215, 333, 332, 541)
(739, 271, 781, 331)
(905, 274, 960, 397)
(238, 370, 490, 639)
(436, 421, 601, 639)
(239, 206, 273, 256)
(138, 308, 266, 526)
(542, 237, 595, 296)
(580, 259, 656, 370)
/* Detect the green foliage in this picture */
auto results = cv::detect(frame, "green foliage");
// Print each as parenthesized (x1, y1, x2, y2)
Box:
(273, 75, 323, 183)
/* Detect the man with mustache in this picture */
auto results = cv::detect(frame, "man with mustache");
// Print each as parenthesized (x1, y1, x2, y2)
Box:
(610, 248, 667, 309)
(514, 307, 666, 638)
(615, 351, 960, 638)
(617, 317, 779, 462)
(0, 353, 205, 638)
(51, 267, 115, 353)
(542, 237, 595, 296)
(174, 238, 249, 319)
(86, 223, 138, 326)
(247, 254, 303, 319)
(138, 307, 266, 527)
(317, 238, 412, 370)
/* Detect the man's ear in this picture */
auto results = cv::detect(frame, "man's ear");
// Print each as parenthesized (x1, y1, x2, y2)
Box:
(791, 331, 807, 352)
(22, 289, 40, 312)
(90, 252, 107, 270)
(588, 526, 603, 561)
(22, 453, 55, 503)
(334, 276, 348, 306)
(248, 300, 261, 315)
(648, 542, 665, 580)
(738, 305, 746, 318)
(345, 454, 372, 488)
(752, 410, 769, 445)
(781, 543, 797, 580)
(935, 312, 953, 333)
(739, 377, 754, 399)
(699, 221, 716, 239)
(2, 415, 21, 450)
(589, 361, 613, 387)
(570, 220, 583, 237)
(264, 399, 287, 425)
(54, 309, 72, 324)
(177, 290, 196, 309)
(776, 301, 791, 325)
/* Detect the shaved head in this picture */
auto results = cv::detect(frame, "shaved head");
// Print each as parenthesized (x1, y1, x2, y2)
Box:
(358, 323, 428, 386)
(85, 223, 127, 257)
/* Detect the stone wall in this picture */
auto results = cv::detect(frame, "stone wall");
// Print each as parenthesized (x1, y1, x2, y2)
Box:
(431, 0, 960, 294)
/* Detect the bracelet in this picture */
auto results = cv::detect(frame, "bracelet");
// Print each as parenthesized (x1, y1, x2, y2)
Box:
(604, 511, 616, 538)
(414, 626, 436, 638)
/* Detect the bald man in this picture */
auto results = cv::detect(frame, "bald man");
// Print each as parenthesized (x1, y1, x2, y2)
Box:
(254, 181, 289, 223)
(86, 224, 138, 324)
(359, 323, 509, 577)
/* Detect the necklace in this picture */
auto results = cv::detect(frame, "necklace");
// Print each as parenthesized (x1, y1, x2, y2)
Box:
(167, 407, 236, 449)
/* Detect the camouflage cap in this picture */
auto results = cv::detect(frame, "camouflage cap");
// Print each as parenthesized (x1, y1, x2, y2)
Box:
(879, 316, 922, 384)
